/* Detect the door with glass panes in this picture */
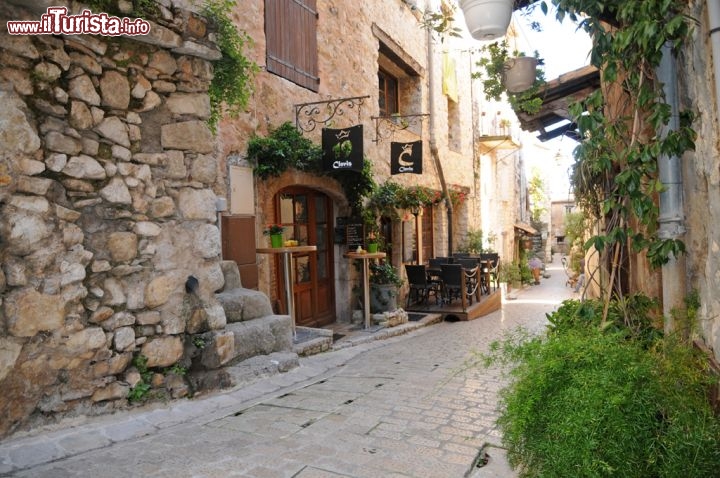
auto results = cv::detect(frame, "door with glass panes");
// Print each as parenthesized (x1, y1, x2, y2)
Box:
(276, 187, 335, 327)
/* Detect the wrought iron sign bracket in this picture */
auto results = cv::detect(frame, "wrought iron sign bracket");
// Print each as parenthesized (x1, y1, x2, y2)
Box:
(294, 95, 370, 133)
(371, 114, 430, 143)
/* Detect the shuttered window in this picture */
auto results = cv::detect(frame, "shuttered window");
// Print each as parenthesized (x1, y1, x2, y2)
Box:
(265, 0, 319, 91)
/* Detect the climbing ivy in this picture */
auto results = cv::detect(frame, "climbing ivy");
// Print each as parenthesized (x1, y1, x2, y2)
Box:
(536, 0, 696, 310)
(204, 0, 258, 132)
(246, 122, 375, 214)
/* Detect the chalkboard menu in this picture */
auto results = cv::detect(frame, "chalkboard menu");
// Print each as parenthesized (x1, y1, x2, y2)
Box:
(346, 223, 364, 249)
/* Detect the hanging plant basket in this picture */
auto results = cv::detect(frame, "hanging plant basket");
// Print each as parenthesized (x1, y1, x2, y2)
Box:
(503, 56, 538, 93)
(459, 0, 513, 41)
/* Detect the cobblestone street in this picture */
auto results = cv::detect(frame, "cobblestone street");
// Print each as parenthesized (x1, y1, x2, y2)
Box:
(1, 256, 573, 478)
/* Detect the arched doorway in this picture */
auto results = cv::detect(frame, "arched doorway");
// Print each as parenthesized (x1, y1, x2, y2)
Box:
(275, 187, 335, 327)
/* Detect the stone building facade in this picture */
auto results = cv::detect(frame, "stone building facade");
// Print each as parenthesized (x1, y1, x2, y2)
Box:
(218, 0, 527, 328)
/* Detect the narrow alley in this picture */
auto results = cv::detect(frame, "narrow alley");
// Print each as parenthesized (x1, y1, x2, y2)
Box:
(1, 256, 574, 478)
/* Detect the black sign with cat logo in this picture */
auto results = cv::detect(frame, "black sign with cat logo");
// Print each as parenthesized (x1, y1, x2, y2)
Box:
(390, 140, 422, 175)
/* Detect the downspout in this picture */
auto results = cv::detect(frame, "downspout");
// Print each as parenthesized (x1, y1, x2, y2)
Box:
(427, 27, 453, 256)
(656, 43, 686, 331)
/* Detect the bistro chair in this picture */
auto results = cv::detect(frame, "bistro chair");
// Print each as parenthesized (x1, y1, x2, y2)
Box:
(405, 264, 440, 307)
(481, 253, 500, 291)
(440, 264, 474, 306)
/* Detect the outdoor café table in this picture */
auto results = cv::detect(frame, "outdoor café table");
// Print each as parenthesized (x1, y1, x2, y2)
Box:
(343, 251, 386, 329)
(257, 245, 317, 338)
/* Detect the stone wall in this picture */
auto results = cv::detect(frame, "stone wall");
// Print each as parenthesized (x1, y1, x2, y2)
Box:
(0, 0, 228, 438)
(682, 0, 720, 362)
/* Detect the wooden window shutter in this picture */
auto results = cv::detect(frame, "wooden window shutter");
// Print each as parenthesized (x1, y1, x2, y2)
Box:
(266, 0, 319, 91)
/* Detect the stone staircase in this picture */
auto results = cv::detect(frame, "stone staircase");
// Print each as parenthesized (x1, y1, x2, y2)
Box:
(187, 261, 298, 391)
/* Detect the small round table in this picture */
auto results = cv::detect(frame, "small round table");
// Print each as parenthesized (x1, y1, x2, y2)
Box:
(257, 245, 317, 337)
(343, 251, 386, 329)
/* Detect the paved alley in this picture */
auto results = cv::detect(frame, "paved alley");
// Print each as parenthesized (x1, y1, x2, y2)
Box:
(1, 256, 574, 478)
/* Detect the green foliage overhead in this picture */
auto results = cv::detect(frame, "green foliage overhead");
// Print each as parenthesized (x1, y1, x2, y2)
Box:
(247, 122, 323, 179)
(473, 40, 545, 115)
(542, 0, 696, 269)
(204, 0, 258, 132)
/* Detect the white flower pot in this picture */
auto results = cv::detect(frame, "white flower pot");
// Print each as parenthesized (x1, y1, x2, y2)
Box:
(503, 56, 538, 93)
(459, 0, 513, 41)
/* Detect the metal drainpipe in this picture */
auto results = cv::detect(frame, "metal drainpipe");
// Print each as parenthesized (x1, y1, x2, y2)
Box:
(656, 43, 686, 331)
(426, 22, 453, 256)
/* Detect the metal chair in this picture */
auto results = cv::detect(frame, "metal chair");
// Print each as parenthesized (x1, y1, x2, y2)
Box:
(405, 264, 440, 307)
(440, 264, 470, 305)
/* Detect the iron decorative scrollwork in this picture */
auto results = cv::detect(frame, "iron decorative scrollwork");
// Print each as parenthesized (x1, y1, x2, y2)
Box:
(294, 95, 370, 133)
(371, 114, 430, 143)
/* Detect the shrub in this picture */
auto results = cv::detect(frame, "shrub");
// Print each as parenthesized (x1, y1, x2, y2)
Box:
(486, 299, 720, 477)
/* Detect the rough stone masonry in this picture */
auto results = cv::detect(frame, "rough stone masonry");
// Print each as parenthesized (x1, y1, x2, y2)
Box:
(0, 0, 239, 438)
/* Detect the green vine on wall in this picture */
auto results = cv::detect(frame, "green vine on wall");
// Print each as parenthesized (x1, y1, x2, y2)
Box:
(204, 0, 258, 132)
(540, 0, 696, 295)
(246, 122, 375, 214)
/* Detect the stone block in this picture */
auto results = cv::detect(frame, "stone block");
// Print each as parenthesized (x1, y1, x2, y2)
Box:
(100, 70, 130, 110)
(216, 288, 273, 323)
(166, 93, 210, 118)
(225, 314, 293, 363)
(141, 336, 184, 368)
(160, 120, 213, 153)
(177, 187, 216, 221)
(145, 274, 178, 309)
(0, 338, 22, 382)
(200, 330, 235, 369)
(220, 260, 243, 290)
(107, 232, 138, 263)
(91, 382, 129, 402)
(5, 288, 65, 337)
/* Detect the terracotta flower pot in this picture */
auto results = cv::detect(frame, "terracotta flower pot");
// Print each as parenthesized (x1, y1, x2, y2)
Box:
(459, 0, 513, 41)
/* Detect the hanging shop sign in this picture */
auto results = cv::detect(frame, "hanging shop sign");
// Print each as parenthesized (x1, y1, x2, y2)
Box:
(322, 125, 364, 172)
(390, 140, 422, 175)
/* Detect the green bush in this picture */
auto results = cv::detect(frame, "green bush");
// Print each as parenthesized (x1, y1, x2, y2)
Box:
(486, 300, 720, 478)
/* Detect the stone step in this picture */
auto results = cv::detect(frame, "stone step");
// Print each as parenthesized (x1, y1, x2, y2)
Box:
(221, 314, 294, 364)
(292, 326, 333, 357)
(216, 287, 273, 322)
(189, 351, 299, 392)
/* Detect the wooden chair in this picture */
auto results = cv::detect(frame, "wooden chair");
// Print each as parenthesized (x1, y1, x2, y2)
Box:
(405, 264, 440, 307)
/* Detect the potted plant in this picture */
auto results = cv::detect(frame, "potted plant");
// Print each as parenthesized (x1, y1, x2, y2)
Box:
(369, 261, 403, 313)
(474, 40, 545, 115)
(497, 261, 522, 291)
(263, 224, 285, 248)
(366, 230, 379, 253)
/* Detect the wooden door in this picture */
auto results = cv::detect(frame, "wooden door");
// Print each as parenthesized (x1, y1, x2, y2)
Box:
(276, 188, 335, 327)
